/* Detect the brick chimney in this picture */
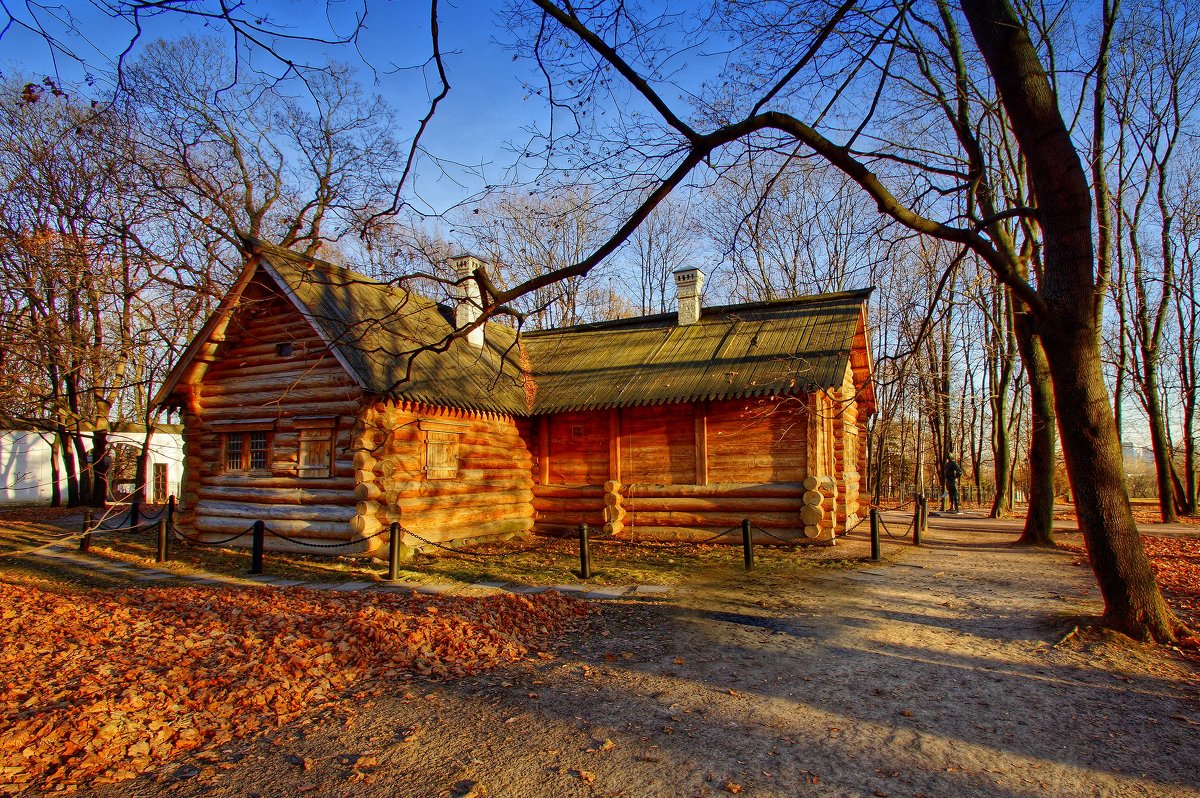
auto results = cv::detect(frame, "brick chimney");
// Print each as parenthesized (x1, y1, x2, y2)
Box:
(672, 267, 706, 325)
(450, 254, 486, 349)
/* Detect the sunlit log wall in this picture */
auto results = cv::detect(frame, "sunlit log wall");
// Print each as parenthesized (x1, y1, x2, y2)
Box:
(178, 283, 362, 552)
(355, 400, 535, 554)
(175, 272, 867, 553)
(530, 393, 867, 543)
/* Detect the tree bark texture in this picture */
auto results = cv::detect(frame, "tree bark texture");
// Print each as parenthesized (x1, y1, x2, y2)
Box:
(964, 0, 1186, 640)
(1013, 304, 1056, 545)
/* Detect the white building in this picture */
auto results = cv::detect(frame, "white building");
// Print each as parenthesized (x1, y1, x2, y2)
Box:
(0, 429, 184, 506)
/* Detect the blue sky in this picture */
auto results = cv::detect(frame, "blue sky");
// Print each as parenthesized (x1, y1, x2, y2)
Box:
(0, 0, 539, 211)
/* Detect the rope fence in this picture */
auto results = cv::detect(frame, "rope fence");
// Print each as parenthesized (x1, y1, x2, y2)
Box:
(53, 491, 933, 581)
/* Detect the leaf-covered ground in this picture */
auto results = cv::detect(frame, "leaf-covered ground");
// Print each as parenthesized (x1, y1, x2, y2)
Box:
(1142, 536, 1200, 631)
(0, 585, 588, 793)
(1060, 534, 1200, 632)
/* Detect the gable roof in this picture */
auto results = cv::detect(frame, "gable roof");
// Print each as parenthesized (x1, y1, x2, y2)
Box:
(521, 292, 872, 413)
(258, 246, 529, 415)
(156, 241, 874, 417)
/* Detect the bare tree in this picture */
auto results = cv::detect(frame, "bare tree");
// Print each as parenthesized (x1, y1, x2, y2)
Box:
(454, 188, 615, 328)
(1106, 2, 1200, 521)
(701, 156, 887, 301)
(125, 36, 402, 261)
(0, 79, 186, 505)
(624, 199, 699, 314)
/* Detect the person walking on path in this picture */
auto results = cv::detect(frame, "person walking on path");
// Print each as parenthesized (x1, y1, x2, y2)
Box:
(942, 456, 962, 513)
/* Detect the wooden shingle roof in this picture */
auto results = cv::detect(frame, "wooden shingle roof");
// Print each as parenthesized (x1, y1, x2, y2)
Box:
(157, 241, 874, 417)
(520, 291, 873, 413)
(258, 246, 530, 415)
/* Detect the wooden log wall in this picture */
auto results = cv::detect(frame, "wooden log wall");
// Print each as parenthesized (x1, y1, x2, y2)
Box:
(706, 397, 808, 484)
(357, 400, 534, 553)
(179, 278, 364, 551)
(543, 411, 609, 485)
(832, 363, 864, 532)
(532, 397, 813, 539)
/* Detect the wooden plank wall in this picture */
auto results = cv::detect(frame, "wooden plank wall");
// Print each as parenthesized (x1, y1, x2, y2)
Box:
(623, 398, 808, 538)
(357, 400, 535, 548)
(621, 404, 695, 485)
(532, 397, 813, 539)
(544, 411, 608, 485)
(181, 281, 362, 547)
(705, 398, 807, 484)
(532, 410, 609, 529)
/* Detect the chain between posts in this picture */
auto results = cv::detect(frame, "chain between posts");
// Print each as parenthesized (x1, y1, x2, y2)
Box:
(399, 527, 561, 558)
(262, 523, 393, 549)
(587, 525, 741, 549)
(876, 511, 914, 541)
(90, 520, 161, 535)
(169, 522, 257, 547)
(137, 504, 167, 522)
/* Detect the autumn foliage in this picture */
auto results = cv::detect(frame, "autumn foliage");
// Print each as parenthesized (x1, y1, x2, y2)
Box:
(1061, 534, 1200, 635)
(1140, 536, 1200, 632)
(0, 585, 589, 793)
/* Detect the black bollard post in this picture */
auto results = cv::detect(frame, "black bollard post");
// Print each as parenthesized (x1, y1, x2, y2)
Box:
(130, 498, 140, 532)
(167, 495, 176, 528)
(387, 521, 402, 582)
(741, 518, 753, 571)
(578, 522, 592, 579)
(156, 518, 169, 562)
(870, 508, 880, 561)
(912, 496, 922, 546)
(914, 498, 924, 546)
(80, 510, 92, 553)
(250, 520, 265, 575)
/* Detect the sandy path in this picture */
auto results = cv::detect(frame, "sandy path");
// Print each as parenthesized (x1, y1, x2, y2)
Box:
(61, 519, 1200, 798)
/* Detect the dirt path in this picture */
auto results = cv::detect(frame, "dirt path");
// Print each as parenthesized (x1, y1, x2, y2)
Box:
(57, 517, 1195, 798)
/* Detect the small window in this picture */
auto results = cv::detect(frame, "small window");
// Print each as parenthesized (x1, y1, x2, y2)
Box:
(224, 435, 244, 471)
(297, 428, 333, 479)
(221, 431, 272, 474)
(153, 463, 168, 503)
(249, 431, 268, 470)
(571, 424, 585, 439)
(425, 430, 460, 480)
(276, 342, 294, 357)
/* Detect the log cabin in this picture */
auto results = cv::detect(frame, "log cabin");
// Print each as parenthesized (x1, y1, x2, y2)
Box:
(154, 241, 874, 555)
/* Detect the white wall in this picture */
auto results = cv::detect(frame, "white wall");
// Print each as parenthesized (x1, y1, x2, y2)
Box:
(0, 430, 184, 506)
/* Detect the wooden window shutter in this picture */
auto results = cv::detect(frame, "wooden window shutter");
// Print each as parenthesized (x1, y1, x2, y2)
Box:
(425, 431, 460, 480)
(297, 428, 333, 479)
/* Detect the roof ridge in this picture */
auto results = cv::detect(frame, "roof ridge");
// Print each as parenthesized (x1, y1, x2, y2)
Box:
(524, 286, 874, 337)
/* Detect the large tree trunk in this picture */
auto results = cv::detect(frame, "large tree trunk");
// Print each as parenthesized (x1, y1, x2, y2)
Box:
(57, 427, 79, 507)
(1041, 322, 1182, 639)
(1014, 307, 1056, 545)
(965, 0, 1187, 641)
(90, 427, 111, 509)
(989, 290, 1017, 518)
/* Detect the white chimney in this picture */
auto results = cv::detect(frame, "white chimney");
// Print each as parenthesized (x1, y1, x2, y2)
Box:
(672, 267, 706, 325)
(450, 254, 486, 349)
